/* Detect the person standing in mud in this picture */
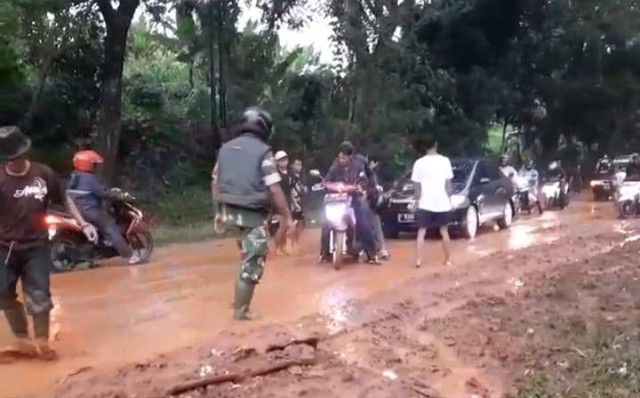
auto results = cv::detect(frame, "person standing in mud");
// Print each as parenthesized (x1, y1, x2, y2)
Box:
(0, 126, 98, 360)
(289, 157, 308, 253)
(272, 150, 292, 255)
(411, 134, 453, 267)
(212, 107, 293, 320)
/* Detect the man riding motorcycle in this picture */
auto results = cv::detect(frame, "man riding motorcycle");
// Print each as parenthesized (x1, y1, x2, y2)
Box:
(319, 142, 380, 264)
(625, 153, 640, 181)
(518, 160, 543, 213)
(66, 150, 141, 265)
(544, 160, 569, 207)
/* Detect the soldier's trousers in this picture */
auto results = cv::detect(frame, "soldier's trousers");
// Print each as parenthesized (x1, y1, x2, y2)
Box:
(235, 225, 268, 283)
(232, 224, 268, 319)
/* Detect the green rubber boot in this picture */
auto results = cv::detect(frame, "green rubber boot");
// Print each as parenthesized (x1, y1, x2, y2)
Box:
(4, 306, 29, 339)
(233, 279, 256, 321)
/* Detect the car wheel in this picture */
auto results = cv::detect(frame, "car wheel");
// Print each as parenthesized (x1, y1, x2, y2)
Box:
(497, 201, 514, 229)
(463, 206, 479, 239)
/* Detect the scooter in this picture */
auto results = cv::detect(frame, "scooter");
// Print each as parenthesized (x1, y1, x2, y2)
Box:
(541, 178, 569, 210)
(44, 188, 154, 272)
(616, 180, 640, 218)
(514, 175, 543, 215)
(310, 169, 361, 270)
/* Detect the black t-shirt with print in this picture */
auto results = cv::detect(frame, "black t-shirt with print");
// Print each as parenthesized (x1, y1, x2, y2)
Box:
(0, 162, 65, 247)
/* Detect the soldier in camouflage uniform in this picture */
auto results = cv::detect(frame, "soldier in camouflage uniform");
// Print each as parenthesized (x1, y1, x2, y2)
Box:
(211, 107, 293, 320)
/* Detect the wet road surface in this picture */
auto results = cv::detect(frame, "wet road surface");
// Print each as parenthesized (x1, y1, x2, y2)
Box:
(0, 197, 629, 397)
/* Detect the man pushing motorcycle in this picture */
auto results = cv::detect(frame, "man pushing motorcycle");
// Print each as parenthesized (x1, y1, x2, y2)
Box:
(319, 142, 380, 265)
(66, 150, 141, 265)
(0, 126, 98, 360)
(212, 106, 293, 320)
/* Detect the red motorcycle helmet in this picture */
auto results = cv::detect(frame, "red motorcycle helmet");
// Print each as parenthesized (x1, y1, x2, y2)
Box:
(73, 150, 104, 172)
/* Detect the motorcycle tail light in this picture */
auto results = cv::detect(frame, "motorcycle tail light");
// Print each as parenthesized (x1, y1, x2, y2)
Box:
(44, 214, 63, 225)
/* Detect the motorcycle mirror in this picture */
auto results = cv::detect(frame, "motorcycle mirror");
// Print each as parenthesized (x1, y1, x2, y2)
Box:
(309, 169, 321, 177)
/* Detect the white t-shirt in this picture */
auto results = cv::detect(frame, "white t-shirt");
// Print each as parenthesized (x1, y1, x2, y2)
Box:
(410, 154, 454, 212)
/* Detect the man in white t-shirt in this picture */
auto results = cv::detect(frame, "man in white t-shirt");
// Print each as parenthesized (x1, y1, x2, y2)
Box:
(410, 135, 453, 267)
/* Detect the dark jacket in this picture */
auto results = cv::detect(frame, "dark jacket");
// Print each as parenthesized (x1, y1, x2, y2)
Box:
(326, 153, 378, 186)
(626, 163, 640, 181)
(67, 171, 111, 213)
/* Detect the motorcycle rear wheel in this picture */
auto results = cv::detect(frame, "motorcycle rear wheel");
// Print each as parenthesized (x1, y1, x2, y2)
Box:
(50, 236, 78, 273)
(128, 228, 154, 264)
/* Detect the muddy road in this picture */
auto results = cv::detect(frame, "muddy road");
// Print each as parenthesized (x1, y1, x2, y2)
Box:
(0, 197, 636, 397)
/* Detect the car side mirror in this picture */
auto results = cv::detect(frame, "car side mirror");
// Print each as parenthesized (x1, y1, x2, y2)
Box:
(480, 177, 491, 184)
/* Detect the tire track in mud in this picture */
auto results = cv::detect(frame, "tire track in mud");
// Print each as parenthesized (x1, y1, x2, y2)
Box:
(51, 227, 635, 398)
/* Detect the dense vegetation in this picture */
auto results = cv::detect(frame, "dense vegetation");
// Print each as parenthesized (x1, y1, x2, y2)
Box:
(2, 0, 640, 223)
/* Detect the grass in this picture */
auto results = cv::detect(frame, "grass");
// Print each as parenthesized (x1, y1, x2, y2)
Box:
(519, 330, 640, 398)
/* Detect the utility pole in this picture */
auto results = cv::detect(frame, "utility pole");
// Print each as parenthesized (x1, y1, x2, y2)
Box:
(208, 0, 219, 146)
(217, 0, 227, 127)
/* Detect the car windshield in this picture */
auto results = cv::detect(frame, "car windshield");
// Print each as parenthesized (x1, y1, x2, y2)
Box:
(452, 161, 473, 183)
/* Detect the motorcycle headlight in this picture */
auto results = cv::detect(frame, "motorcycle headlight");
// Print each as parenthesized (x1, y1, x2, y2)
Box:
(325, 203, 347, 224)
(450, 194, 468, 209)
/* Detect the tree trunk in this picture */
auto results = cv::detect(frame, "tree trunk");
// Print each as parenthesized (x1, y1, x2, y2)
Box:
(500, 118, 509, 153)
(95, 0, 139, 183)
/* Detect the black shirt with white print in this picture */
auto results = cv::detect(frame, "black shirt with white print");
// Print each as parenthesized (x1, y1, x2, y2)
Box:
(0, 162, 65, 248)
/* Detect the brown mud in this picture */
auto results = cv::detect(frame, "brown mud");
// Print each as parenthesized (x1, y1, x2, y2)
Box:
(1, 198, 639, 397)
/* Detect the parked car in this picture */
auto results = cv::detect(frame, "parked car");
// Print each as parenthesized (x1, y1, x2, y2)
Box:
(381, 157, 516, 239)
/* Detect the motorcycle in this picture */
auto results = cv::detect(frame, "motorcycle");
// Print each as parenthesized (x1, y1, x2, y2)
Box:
(541, 178, 569, 209)
(44, 189, 154, 272)
(616, 180, 640, 218)
(513, 175, 543, 215)
(310, 169, 360, 270)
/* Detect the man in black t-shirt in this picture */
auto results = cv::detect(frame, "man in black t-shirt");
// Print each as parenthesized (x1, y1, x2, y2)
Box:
(0, 126, 97, 361)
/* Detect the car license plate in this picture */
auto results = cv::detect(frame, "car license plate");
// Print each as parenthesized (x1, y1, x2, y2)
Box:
(398, 213, 414, 223)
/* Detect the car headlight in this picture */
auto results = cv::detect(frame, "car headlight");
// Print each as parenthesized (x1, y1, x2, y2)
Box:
(450, 194, 468, 209)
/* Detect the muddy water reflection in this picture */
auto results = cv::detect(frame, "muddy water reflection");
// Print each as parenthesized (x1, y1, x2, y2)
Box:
(0, 198, 630, 398)
(319, 286, 359, 334)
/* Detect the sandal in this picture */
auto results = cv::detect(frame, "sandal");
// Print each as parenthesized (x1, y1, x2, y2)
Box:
(366, 256, 381, 265)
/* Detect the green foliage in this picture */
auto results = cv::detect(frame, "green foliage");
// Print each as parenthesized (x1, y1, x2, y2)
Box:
(3, 0, 640, 204)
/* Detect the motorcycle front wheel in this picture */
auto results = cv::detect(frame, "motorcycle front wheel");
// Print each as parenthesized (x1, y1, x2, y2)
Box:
(332, 230, 345, 270)
(618, 200, 635, 219)
(128, 228, 154, 264)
